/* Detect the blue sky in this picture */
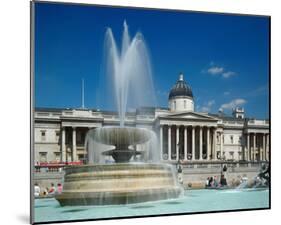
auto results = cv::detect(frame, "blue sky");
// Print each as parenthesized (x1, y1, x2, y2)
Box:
(34, 2, 269, 119)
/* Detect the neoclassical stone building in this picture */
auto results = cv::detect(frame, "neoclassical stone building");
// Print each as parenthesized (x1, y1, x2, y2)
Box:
(34, 74, 270, 164)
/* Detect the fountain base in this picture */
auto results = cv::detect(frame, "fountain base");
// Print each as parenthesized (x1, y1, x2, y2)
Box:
(56, 163, 183, 206)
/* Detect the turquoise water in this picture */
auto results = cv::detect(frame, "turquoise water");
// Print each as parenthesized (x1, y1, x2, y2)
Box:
(34, 188, 269, 223)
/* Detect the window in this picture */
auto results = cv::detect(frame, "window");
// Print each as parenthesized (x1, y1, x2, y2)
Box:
(174, 101, 176, 110)
(230, 151, 234, 160)
(55, 130, 60, 141)
(54, 152, 61, 162)
(230, 135, 234, 144)
(239, 136, 242, 144)
(39, 152, 47, 162)
(41, 130, 46, 141)
(184, 100, 186, 109)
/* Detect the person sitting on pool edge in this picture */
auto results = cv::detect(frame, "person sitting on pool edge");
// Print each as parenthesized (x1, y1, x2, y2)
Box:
(205, 177, 210, 187)
(34, 183, 40, 197)
(57, 183, 63, 194)
(220, 174, 228, 186)
(48, 183, 56, 196)
(213, 176, 219, 187)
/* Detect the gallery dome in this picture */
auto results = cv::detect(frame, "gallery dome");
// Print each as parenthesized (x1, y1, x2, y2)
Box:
(168, 73, 193, 100)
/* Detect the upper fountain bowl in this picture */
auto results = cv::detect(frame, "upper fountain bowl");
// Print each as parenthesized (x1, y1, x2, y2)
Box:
(87, 127, 152, 163)
(88, 127, 151, 146)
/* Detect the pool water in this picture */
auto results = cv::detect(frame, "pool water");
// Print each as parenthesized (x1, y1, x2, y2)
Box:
(34, 188, 269, 223)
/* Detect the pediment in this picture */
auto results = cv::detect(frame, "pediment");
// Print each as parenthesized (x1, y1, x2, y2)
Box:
(159, 111, 218, 121)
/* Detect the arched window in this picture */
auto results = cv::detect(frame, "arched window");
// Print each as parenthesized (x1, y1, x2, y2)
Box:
(174, 101, 176, 110)
(184, 100, 186, 109)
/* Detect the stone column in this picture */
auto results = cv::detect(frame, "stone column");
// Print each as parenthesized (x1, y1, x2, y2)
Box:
(168, 125, 171, 161)
(176, 126, 179, 161)
(184, 126, 187, 160)
(62, 127, 66, 162)
(247, 133, 250, 161)
(262, 133, 266, 161)
(207, 127, 210, 160)
(72, 127, 77, 162)
(253, 133, 256, 161)
(199, 126, 203, 160)
(258, 134, 261, 161)
(266, 134, 269, 161)
(220, 132, 223, 161)
(242, 135, 245, 161)
(212, 128, 215, 160)
(192, 126, 195, 160)
(160, 125, 163, 161)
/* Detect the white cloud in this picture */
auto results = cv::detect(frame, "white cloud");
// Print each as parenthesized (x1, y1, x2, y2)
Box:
(247, 85, 268, 97)
(219, 98, 247, 111)
(222, 71, 236, 78)
(207, 66, 224, 75)
(200, 100, 215, 112)
(205, 63, 237, 79)
(223, 91, 230, 96)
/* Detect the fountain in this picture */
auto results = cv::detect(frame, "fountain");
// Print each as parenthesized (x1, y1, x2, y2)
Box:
(55, 21, 183, 206)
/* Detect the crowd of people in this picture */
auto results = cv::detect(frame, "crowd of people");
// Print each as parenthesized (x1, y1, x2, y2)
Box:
(205, 174, 227, 188)
(34, 183, 63, 197)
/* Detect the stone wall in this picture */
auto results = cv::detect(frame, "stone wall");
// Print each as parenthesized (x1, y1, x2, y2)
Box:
(182, 164, 261, 189)
(33, 162, 266, 191)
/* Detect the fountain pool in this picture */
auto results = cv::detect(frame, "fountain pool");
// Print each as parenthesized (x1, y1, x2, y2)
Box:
(35, 188, 269, 223)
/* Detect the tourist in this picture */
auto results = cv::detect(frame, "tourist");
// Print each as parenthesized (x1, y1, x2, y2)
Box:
(57, 183, 63, 194)
(42, 187, 48, 196)
(35, 161, 40, 172)
(209, 176, 213, 187)
(48, 183, 56, 196)
(242, 175, 248, 183)
(254, 176, 262, 187)
(177, 160, 183, 185)
(34, 183, 40, 197)
(205, 177, 210, 187)
(220, 174, 227, 186)
(213, 176, 218, 187)
(177, 159, 183, 173)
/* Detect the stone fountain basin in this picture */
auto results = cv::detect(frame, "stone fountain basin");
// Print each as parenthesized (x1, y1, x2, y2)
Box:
(55, 163, 183, 206)
(87, 127, 151, 146)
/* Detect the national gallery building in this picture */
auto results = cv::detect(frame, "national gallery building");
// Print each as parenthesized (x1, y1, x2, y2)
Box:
(34, 74, 270, 164)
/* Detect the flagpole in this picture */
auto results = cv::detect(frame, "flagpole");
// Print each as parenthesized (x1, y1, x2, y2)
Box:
(82, 78, 85, 109)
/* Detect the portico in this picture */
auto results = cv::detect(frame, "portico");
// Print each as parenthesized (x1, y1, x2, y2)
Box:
(158, 112, 219, 162)
(61, 126, 90, 162)
(245, 131, 269, 162)
(60, 117, 103, 162)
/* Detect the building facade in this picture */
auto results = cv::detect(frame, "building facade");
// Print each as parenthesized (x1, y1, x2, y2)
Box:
(34, 74, 270, 164)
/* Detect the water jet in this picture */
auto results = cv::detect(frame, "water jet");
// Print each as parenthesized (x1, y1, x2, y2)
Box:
(55, 21, 182, 206)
